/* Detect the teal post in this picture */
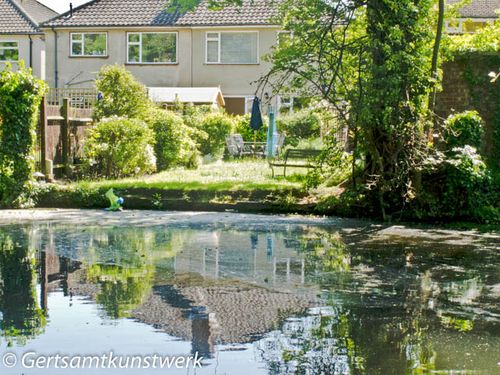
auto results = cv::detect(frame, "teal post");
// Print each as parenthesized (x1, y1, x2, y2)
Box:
(267, 106, 275, 158)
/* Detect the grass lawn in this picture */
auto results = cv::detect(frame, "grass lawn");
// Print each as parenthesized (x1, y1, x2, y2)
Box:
(72, 160, 306, 193)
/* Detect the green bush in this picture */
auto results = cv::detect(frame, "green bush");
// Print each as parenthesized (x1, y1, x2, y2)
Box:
(94, 65, 152, 121)
(444, 111, 484, 150)
(0, 64, 46, 208)
(415, 146, 499, 223)
(150, 109, 200, 170)
(233, 114, 268, 142)
(83, 118, 156, 178)
(188, 112, 234, 158)
(277, 109, 322, 146)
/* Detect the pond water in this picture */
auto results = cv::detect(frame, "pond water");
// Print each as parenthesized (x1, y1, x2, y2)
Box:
(0, 212, 499, 374)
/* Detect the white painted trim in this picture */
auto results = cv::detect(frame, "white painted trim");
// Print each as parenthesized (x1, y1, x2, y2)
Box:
(126, 31, 178, 64)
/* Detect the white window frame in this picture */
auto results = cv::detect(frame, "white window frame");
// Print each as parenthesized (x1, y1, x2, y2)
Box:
(70, 32, 108, 57)
(126, 32, 178, 64)
(0, 40, 19, 62)
(205, 31, 259, 65)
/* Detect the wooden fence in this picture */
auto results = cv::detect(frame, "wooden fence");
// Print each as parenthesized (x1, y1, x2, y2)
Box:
(36, 88, 97, 178)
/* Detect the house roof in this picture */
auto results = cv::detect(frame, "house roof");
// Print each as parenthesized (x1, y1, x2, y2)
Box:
(13, 0, 58, 24)
(449, 0, 500, 19)
(41, 0, 280, 28)
(0, 0, 40, 34)
(148, 87, 225, 107)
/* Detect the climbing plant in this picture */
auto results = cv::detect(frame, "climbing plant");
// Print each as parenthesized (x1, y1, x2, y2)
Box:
(0, 64, 46, 208)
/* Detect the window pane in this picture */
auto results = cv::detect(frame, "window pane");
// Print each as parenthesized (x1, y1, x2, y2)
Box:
(207, 40, 218, 62)
(71, 33, 82, 41)
(0, 47, 19, 61)
(128, 44, 140, 62)
(221, 33, 258, 64)
(84, 33, 106, 56)
(128, 33, 140, 43)
(71, 41, 82, 56)
(0, 41, 19, 48)
(207, 33, 219, 39)
(141, 33, 176, 63)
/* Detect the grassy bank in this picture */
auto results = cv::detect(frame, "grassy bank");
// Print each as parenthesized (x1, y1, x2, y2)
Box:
(35, 161, 314, 213)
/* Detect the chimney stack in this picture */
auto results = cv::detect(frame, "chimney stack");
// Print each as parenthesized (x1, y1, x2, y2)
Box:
(70, 3, 73, 17)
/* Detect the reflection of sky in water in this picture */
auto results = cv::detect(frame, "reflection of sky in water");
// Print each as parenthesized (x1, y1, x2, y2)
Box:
(0, 222, 498, 374)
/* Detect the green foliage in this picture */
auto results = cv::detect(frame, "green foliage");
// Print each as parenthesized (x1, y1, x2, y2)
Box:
(306, 136, 351, 189)
(0, 64, 46, 208)
(149, 109, 200, 170)
(361, 0, 435, 217)
(415, 146, 499, 223)
(83, 117, 156, 178)
(233, 114, 268, 142)
(187, 111, 234, 158)
(94, 65, 152, 121)
(444, 111, 484, 150)
(88, 264, 154, 319)
(277, 109, 322, 146)
(445, 20, 500, 53)
(0, 229, 46, 345)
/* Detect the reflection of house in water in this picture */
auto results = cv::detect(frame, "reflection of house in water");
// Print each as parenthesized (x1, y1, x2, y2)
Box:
(37, 251, 82, 311)
(172, 231, 308, 291)
(34, 227, 318, 358)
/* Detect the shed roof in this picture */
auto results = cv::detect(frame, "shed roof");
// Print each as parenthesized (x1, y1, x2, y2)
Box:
(148, 87, 225, 107)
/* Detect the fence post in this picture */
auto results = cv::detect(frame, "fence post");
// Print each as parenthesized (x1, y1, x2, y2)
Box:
(40, 96, 48, 175)
(61, 97, 71, 177)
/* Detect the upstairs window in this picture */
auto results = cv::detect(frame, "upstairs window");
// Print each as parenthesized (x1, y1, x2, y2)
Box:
(206, 32, 258, 64)
(127, 32, 177, 64)
(70, 33, 107, 57)
(0, 41, 19, 62)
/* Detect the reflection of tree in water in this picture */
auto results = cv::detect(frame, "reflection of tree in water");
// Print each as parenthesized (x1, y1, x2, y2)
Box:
(83, 227, 180, 319)
(87, 264, 154, 319)
(259, 229, 494, 375)
(0, 229, 45, 346)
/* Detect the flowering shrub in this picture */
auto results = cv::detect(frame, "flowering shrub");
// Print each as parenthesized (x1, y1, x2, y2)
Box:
(83, 118, 156, 178)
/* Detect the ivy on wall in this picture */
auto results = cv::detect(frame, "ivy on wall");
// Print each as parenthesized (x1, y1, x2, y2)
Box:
(0, 64, 46, 207)
(458, 52, 500, 171)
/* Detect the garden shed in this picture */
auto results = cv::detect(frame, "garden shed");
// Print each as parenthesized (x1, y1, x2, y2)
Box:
(148, 87, 225, 109)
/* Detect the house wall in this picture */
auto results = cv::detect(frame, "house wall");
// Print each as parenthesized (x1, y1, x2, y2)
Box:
(43, 26, 280, 113)
(0, 34, 45, 79)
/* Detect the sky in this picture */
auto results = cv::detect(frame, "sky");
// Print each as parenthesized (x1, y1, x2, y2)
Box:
(38, 0, 91, 14)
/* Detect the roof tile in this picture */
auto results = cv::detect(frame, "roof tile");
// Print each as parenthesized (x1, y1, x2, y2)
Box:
(0, 0, 40, 34)
(449, 0, 500, 19)
(42, 0, 280, 28)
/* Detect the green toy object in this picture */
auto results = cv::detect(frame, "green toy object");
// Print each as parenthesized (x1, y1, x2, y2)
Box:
(105, 189, 124, 211)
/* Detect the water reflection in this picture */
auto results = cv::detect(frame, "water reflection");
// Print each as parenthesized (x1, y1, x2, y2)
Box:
(0, 222, 498, 374)
(0, 229, 46, 346)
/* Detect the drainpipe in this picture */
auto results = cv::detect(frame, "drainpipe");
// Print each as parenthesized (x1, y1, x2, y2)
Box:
(28, 34, 33, 70)
(52, 27, 58, 88)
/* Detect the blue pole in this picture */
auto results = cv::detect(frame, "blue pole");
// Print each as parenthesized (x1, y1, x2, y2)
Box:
(267, 106, 275, 158)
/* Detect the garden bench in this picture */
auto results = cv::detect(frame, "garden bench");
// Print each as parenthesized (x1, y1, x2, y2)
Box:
(269, 148, 322, 177)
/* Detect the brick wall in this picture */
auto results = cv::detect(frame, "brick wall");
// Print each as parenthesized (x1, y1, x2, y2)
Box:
(436, 54, 500, 164)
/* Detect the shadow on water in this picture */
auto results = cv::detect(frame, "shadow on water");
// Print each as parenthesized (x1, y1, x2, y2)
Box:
(0, 220, 498, 374)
